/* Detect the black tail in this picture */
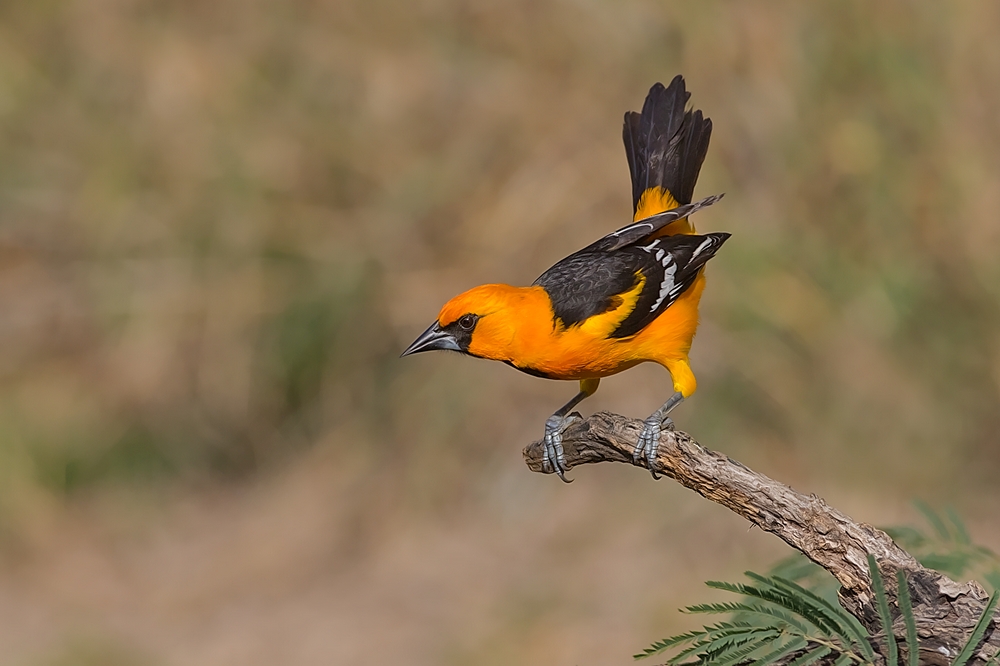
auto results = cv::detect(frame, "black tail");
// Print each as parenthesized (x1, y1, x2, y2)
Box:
(622, 75, 712, 212)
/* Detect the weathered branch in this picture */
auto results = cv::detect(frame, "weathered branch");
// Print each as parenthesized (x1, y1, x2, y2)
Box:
(523, 411, 997, 665)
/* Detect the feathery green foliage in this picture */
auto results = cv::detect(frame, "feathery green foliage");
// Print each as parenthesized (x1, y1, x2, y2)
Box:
(868, 554, 897, 666)
(638, 507, 1000, 666)
(895, 569, 919, 666)
(634, 571, 872, 664)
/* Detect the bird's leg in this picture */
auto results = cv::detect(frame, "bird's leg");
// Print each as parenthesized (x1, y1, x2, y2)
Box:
(543, 378, 600, 483)
(634, 391, 683, 479)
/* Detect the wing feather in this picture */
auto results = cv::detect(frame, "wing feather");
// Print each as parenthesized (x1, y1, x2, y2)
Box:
(534, 232, 731, 336)
(589, 193, 723, 252)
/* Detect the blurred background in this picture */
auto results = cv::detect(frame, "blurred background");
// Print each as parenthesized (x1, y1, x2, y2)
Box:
(1, 1, 999, 664)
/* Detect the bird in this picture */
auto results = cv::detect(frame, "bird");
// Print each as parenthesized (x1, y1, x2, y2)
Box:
(401, 75, 728, 482)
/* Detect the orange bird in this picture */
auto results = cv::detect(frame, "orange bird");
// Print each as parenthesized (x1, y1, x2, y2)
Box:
(402, 76, 728, 481)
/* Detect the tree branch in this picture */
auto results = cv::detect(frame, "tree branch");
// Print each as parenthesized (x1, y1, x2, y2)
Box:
(522, 411, 997, 665)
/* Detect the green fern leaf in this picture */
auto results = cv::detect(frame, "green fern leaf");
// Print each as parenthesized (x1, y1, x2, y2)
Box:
(651, 627, 740, 664)
(698, 628, 777, 656)
(698, 620, 757, 637)
(702, 636, 781, 666)
(706, 580, 832, 635)
(784, 646, 833, 666)
(704, 580, 761, 595)
(667, 635, 730, 666)
(766, 574, 875, 660)
(685, 601, 812, 634)
(731, 603, 814, 634)
(659, 627, 777, 665)
(740, 574, 849, 640)
(637, 507, 1000, 666)
(666, 639, 711, 666)
(634, 629, 709, 659)
(951, 589, 1000, 666)
(832, 653, 856, 666)
(867, 554, 898, 666)
(895, 569, 919, 666)
(748, 637, 810, 666)
(707, 626, 778, 644)
(686, 602, 763, 616)
(690, 626, 766, 648)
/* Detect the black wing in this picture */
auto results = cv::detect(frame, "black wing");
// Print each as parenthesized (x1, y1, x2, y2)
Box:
(586, 193, 723, 253)
(533, 251, 646, 328)
(608, 232, 730, 338)
(533, 232, 731, 335)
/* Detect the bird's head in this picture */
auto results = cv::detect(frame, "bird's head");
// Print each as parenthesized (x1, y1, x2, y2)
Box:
(401, 284, 529, 361)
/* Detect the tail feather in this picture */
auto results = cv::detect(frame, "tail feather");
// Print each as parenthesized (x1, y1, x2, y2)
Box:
(623, 76, 712, 225)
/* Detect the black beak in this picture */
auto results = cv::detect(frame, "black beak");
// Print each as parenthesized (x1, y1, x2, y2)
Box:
(400, 322, 461, 357)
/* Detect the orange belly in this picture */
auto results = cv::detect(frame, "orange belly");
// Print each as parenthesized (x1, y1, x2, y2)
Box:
(508, 273, 706, 388)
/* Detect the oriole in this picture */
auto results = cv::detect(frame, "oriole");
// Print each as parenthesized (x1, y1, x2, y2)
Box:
(402, 76, 728, 481)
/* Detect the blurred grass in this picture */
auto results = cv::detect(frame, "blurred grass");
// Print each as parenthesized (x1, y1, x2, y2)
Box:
(0, 0, 999, 664)
(1, 0, 997, 497)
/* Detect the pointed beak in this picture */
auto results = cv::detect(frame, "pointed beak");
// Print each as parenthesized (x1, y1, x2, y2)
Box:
(400, 322, 462, 357)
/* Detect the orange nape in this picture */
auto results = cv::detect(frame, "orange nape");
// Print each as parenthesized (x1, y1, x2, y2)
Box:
(436, 279, 703, 398)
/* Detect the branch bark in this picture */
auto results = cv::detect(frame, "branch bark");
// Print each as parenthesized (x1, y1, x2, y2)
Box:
(522, 411, 997, 665)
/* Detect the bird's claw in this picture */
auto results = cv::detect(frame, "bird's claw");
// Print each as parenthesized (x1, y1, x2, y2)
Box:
(542, 414, 577, 483)
(633, 416, 672, 479)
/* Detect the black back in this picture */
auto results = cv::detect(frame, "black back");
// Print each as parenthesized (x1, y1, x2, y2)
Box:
(533, 232, 730, 337)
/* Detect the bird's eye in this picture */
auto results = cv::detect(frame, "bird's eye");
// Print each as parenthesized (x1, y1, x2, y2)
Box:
(458, 314, 477, 331)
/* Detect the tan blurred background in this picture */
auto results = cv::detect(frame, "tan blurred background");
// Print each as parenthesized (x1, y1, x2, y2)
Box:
(1, 1, 999, 664)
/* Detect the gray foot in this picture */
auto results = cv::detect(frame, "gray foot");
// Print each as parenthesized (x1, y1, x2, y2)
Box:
(543, 414, 578, 483)
(633, 416, 673, 479)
